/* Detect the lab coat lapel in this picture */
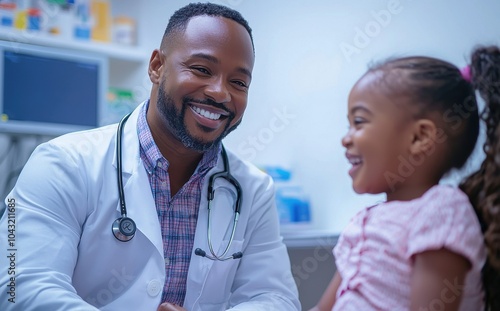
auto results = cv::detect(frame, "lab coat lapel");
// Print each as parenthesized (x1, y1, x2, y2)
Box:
(120, 165, 163, 256)
(186, 153, 239, 309)
(111, 103, 163, 257)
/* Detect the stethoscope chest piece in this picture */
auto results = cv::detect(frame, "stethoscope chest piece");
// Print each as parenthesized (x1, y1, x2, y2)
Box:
(112, 216, 137, 242)
(112, 113, 137, 243)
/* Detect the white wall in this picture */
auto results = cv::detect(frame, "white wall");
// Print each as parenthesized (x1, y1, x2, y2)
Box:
(140, 0, 499, 234)
(2, 0, 499, 234)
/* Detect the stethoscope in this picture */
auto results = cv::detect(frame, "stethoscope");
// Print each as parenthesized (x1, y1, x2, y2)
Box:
(112, 113, 243, 261)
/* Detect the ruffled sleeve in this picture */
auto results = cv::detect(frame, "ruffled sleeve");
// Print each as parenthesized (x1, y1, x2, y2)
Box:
(405, 186, 485, 266)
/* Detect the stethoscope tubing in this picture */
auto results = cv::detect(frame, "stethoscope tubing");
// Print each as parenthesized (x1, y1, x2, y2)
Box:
(112, 113, 137, 242)
(117, 113, 131, 218)
(113, 111, 243, 261)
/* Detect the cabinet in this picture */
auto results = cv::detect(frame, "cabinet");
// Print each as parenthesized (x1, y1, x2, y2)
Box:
(0, 27, 149, 134)
(0, 0, 149, 97)
(0, 28, 146, 61)
(0, 28, 148, 89)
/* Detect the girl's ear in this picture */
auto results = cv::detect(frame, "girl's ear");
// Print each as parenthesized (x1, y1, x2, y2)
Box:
(410, 119, 438, 155)
(148, 49, 163, 84)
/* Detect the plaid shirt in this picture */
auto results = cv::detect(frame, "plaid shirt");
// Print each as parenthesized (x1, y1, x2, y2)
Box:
(137, 102, 220, 305)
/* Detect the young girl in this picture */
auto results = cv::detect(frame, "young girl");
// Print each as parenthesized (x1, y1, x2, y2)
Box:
(309, 45, 500, 311)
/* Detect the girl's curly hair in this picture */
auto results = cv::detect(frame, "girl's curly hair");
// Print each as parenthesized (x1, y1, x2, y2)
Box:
(460, 45, 500, 310)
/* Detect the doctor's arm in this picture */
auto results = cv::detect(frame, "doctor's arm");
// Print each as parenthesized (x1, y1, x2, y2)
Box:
(226, 177, 301, 311)
(0, 143, 99, 311)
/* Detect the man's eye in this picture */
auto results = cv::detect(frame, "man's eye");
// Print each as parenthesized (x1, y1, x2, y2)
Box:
(193, 67, 210, 75)
(233, 80, 248, 88)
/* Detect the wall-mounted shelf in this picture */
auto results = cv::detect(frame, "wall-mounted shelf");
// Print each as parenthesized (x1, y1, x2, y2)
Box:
(0, 28, 147, 62)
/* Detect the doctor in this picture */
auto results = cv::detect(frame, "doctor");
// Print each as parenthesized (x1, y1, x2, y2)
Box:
(0, 3, 300, 311)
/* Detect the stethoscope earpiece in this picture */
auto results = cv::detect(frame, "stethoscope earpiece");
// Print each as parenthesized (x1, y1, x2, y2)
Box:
(195, 248, 243, 261)
(112, 216, 137, 242)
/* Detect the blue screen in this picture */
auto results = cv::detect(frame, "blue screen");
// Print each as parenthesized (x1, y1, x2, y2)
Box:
(3, 51, 99, 127)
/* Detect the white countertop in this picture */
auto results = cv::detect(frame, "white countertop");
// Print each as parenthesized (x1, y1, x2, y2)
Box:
(281, 225, 339, 248)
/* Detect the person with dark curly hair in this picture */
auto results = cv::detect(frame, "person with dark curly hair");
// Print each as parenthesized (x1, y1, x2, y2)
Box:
(459, 46, 500, 311)
(309, 45, 500, 311)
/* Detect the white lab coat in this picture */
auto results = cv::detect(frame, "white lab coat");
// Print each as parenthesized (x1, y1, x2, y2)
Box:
(0, 104, 300, 311)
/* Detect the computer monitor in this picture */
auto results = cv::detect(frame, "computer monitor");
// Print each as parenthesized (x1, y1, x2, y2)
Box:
(0, 40, 108, 136)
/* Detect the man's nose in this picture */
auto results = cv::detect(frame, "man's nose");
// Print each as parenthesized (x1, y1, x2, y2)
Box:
(204, 77, 231, 103)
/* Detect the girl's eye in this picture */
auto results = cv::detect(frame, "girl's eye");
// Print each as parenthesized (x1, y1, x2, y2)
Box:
(353, 117, 366, 126)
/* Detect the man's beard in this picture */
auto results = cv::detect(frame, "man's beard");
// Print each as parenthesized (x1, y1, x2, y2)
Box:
(156, 84, 241, 152)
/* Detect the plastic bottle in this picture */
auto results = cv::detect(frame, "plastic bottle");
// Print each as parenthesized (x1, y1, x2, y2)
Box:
(263, 166, 294, 224)
(27, 7, 40, 31)
(263, 166, 311, 225)
(42, 0, 75, 39)
(74, 0, 91, 40)
(90, 0, 111, 42)
(112, 16, 135, 46)
(13, 0, 28, 30)
(0, 2, 16, 28)
(292, 189, 311, 223)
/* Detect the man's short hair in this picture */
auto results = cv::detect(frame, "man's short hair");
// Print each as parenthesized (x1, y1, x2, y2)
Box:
(163, 2, 254, 51)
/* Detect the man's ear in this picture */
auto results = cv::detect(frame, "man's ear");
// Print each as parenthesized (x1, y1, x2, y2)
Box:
(410, 119, 437, 155)
(148, 49, 163, 84)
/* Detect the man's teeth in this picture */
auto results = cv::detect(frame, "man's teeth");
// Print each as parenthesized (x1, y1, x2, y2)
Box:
(193, 107, 221, 120)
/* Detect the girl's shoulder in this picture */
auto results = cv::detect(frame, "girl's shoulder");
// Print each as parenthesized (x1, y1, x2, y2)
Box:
(403, 184, 478, 233)
(405, 184, 486, 267)
(379, 184, 471, 213)
(419, 184, 472, 213)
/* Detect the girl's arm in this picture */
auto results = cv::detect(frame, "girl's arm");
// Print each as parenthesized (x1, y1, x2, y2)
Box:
(410, 248, 471, 311)
(307, 272, 342, 311)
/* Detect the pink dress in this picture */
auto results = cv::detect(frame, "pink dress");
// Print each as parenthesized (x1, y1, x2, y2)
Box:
(333, 185, 486, 311)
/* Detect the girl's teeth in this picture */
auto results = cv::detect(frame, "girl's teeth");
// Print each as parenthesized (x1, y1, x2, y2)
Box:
(350, 158, 362, 165)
